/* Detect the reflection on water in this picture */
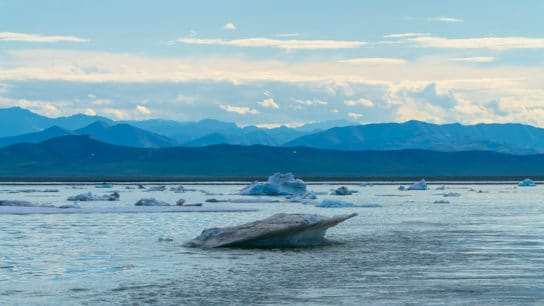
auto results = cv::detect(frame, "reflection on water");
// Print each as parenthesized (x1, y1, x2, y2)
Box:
(0, 183, 543, 304)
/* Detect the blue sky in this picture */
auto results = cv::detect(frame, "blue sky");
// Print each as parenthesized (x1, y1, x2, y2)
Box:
(0, 0, 543, 127)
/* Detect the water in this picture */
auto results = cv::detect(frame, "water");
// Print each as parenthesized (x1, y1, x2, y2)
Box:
(1, 182, 543, 305)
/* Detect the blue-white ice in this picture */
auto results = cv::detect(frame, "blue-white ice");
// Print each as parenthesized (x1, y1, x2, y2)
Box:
(518, 178, 536, 187)
(240, 172, 307, 195)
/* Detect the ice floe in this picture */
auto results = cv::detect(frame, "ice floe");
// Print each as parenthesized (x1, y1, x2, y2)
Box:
(332, 186, 352, 195)
(316, 199, 355, 208)
(399, 179, 428, 191)
(145, 186, 166, 192)
(240, 173, 306, 196)
(518, 178, 536, 187)
(134, 198, 171, 206)
(0, 206, 257, 215)
(67, 192, 120, 201)
(443, 192, 461, 197)
(183, 213, 357, 248)
(96, 183, 113, 188)
(433, 200, 450, 204)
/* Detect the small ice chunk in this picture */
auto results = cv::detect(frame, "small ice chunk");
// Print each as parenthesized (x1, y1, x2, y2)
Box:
(407, 179, 428, 190)
(443, 192, 461, 197)
(398, 186, 406, 191)
(360, 182, 373, 187)
(0, 200, 34, 207)
(332, 186, 352, 196)
(145, 186, 166, 192)
(434, 200, 450, 204)
(96, 183, 113, 188)
(240, 173, 307, 196)
(134, 198, 170, 206)
(58, 203, 80, 209)
(316, 199, 355, 208)
(176, 199, 186, 206)
(170, 185, 185, 193)
(518, 178, 536, 187)
(67, 192, 120, 201)
(435, 185, 446, 190)
(43, 189, 59, 192)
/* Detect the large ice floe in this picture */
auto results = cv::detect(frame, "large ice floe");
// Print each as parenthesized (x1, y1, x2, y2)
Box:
(184, 213, 357, 248)
(240, 173, 306, 196)
(518, 178, 536, 187)
(67, 192, 120, 201)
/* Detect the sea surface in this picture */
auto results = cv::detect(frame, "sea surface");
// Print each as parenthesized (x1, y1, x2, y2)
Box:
(1, 182, 543, 305)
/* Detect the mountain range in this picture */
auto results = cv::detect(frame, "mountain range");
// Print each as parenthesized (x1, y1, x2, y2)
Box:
(1, 135, 543, 178)
(2, 106, 544, 155)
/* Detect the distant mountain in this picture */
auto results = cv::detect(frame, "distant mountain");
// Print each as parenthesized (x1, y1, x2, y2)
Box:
(1, 135, 544, 178)
(0, 126, 73, 147)
(0, 121, 179, 148)
(0, 107, 114, 137)
(128, 119, 306, 146)
(285, 120, 544, 154)
(74, 121, 179, 148)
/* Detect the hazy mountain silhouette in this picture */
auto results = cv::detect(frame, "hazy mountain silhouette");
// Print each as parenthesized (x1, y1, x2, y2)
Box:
(1, 135, 544, 178)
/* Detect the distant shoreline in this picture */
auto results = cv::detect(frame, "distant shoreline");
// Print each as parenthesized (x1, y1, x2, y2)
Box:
(0, 176, 539, 184)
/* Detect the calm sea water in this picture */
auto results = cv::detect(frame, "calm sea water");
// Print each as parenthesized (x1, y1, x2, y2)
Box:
(1, 182, 543, 305)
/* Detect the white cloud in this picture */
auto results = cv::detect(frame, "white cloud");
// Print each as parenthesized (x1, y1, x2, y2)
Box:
(102, 108, 129, 120)
(136, 105, 151, 114)
(0, 32, 88, 43)
(176, 37, 366, 50)
(409, 36, 544, 50)
(430, 16, 464, 23)
(449, 56, 496, 63)
(175, 93, 197, 104)
(258, 98, 279, 109)
(219, 104, 259, 115)
(347, 112, 363, 119)
(383, 33, 429, 38)
(338, 58, 406, 64)
(344, 98, 374, 107)
(293, 99, 328, 105)
(273, 33, 300, 37)
(83, 108, 96, 116)
(331, 109, 339, 113)
(222, 22, 236, 30)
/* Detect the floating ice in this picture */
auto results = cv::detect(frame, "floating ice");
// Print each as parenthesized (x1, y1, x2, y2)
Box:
(404, 179, 428, 190)
(398, 186, 406, 191)
(183, 213, 357, 248)
(434, 200, 450, 204)
(316, 199, 355, 208)
(435, 185, 446, 190)
(96, 183, 113, 188)
(145, 186, 166, 192)
(240, 173, 307, 196)
(518, 178, 536, 187)
(360, 182, 373, 187)
(134, 198, 170, 206)
(0, 200, 35, 207)
(443, 192, 461, 197)
(67, 192, 120, 201)
(287, 191, 318, 203)
(332, 186, 352, 196)
(0, 206, 257, 215)
(170, 186, 185, 193)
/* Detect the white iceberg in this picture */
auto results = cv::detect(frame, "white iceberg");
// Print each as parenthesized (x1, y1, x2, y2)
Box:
(316, 199, 355, 208)
(407, 179, 428, 190)
(183, 213, 357, 248)
(240, 173, 307, 196)
(518, 178, 536, 187)
(67, 192, 120, 201)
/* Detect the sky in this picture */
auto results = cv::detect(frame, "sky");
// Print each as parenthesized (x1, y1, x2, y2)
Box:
(0, 0, 543, 127)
